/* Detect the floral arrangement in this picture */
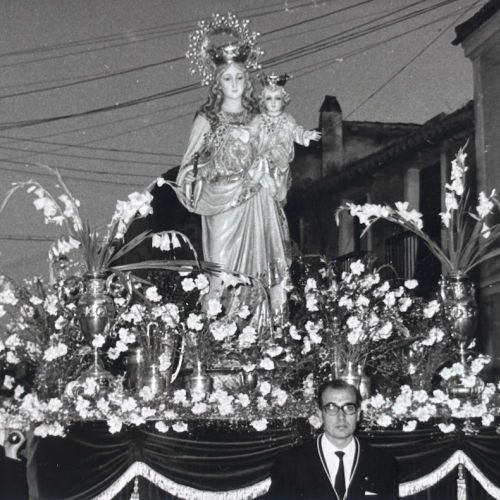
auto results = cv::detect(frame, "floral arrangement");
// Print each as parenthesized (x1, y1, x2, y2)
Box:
(288, 256, 415, 378)
(0, 165, 204, 279)
(337, 145, 500, 276)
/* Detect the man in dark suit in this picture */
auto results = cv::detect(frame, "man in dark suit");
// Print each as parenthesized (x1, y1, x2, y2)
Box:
(265, 379, 399, 499)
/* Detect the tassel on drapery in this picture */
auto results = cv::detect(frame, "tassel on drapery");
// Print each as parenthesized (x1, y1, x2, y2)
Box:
(457, 464, 466, 500)
(130, 477, 139, 500)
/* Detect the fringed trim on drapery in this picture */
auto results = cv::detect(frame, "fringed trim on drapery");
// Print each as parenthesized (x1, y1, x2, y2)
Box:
(399, 450, 500, 499)
(91, 461, 272, 500)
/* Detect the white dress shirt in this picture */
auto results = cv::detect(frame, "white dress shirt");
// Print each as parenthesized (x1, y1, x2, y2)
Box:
(321, 434, 356, 491)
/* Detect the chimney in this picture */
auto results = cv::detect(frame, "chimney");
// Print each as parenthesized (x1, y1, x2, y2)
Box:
(319, 96, 343, 176)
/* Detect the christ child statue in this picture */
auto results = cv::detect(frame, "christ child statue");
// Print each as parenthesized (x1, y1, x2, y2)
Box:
(248, 73, 321, 202)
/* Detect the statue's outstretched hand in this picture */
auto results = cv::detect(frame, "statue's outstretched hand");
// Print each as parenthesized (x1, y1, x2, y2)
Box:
(177, 164, 196, 186)
(305, 130, 321, 142)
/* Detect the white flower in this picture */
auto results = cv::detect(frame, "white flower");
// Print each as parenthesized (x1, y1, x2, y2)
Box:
(237, 393, 250, 407)
(394, 202, 424, 230)
(29, 296, 43, 305)
(375, 322, 392, 340)
(273, 388, 288, 406)
(305, 320, 322, 335)
(139, 387, 154, 402)
(350, 261, 365, 275)
(122, 397, 137, 412)
(250, 418, 268, 431)
(477, 190, 495, 218)
(3, 375, 14, 390)
(173, 389, 187, 404)
(259, 381, 272, 396)
(191, 402, 208, 415)
(161, 303, 180, 327)
(238, 326, 257, 348)
(145, 286, 162, 302)
(187, 313, 204, 331)
(108, 416, 123, 434)
(403, 420, 417, 432)
(172, 422, 188, 433)
(181, 278, 196, 292)
(44, 295, 59, 315)
(289, 325, 301, 340)
(346, 316, 361, 329)
(438, 422, 456, 434)
(43, 342, 68, 362)
(47, 398, 63, 412)
(267, 346, 284, 357)
(306, 294, 319, 312)
(152, 233, 172, 251)
(260, 358, 275, 371)
(482, 414, 494, 426)
(157, 177, 166, 187)
(404, 279, 418, 289)
(308, 414, 322, 429)
(211, 321, 237, 341)
(237, 305, 251, 319)
(376, 414, 392, 427)
(206, 299, 223, 317)
(413, 406, 431, 422)
(155, 421, 170, 433)
(92, 334, 106, 348)
(339, 297, 353, 310)
(423, 300, 440, 318)
(118, 328, 136, 344)
(304, 278, 317, 293)
(6, 352, 20, 364)
(195, 274, 210, 292)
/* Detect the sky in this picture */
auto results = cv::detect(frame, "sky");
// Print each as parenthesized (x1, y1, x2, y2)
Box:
(0, 0, 488, 281)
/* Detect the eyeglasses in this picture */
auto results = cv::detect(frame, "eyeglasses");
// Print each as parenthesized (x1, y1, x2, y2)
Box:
(321, 403, 358, 416)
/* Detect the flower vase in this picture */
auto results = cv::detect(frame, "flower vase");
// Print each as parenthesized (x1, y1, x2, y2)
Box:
(144, 364, 165, 396)
(124, 346, 148, 391)
(357, 365, 372, 399)
(186, 361, 213, 395)
(444, 346, 485, 399)
(339, 362, 361, 389)
(440, 272, 478, 348)
(240, 370, 258, 391)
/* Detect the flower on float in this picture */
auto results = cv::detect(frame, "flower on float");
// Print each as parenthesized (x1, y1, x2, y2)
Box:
(96, 398, 110, 414)
(376, 414, 392, 427)
(107, 340, 129, 360)
(438, 422, 456, 434)
(482, 223, 491, 239)
(446, 398, 461, 411)
(431, 389, 448, 404)
(29, 295, 43, 305)
(139, 387, 154, 402)
(92, 334, 106, 349)
(54, 315, 67, 330)
(161, 303, 180, 327)
(383, 292, 396, 308)
(172, 422, 188, 433)
(423, 300, 440, 318)
(163, 409, 178, 420)
(108, 416, 124, 434)
(158, 352, 172, 372)
(52, 236, 80, 257)
(266, 345, 284, 357)
(260, 358, 275, 371)
(305, 320, 322, 336)
(141, 407, 156, 419)
(5, 334, 21, 348)
(350, 261, 365, 275)
(237, 393, 250, 407)
(375, 322, 392, 340)
(303, 373, 315, 397)
(47, 398, 63, 412)
(13, 385, 24, 400)
(34, 422, 65, 438)
(3, 375, 14, 390)
(471, 355, 490, 374)
(243, 363, 256, 372)
(368, 393, 386, 409)
(413, 406, 432, 422)
(187, 313, 204, 331)
(211, 321, 237, 341)
(482, 414, 494, 426)
(346, 316, 361, 330)
(6, 352, 20, 364)
(76, 397, 92, 418)
(173, 389, 187, 405)
(155, 421, 170, 433)
(399, 297, 412, 312)
(305, 278, 317, 293)
(118, 328, 136, 344)
(289, 325, 301, 340)
(122, 397, 138, 412)
(250, 418, 268, 432)
(356, 295, 370, 308)
(306, 294, 319, 312)
(195, 274, 210, 292)
(477, 190, 495, 218)
(403, 420, 417, 432)
(145, 286, 162, 302)
(339, 297, 353, 309)
(44, 295, 59, 315)
(121, 304, 145, 324)
(259, 381, 272, 396)
(309, 414, 322, 429)
(43, 342, 68, 362)
(404, 279, 418, 289)
(394, 202, 424, 230)
(129, 413, 147, 427)
(308, 330, 322, 344)
(301, 337, 311, 354)
(181, 278, 196, 292)
(237, 304, 251, 319)
(273, 388, 288, 406)
(413, 390, 429, 404)
(238, 326, 257, 348)
(152, 233, 172, 251)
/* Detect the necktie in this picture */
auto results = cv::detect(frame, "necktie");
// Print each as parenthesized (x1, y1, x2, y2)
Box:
(335, 451, 346, 500)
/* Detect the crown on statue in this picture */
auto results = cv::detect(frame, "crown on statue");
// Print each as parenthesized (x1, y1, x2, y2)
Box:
(186, 13, 263, 86)
(259, 72, 292, 89)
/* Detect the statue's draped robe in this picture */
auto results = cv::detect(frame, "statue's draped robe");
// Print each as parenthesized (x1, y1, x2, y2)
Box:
(177, 112, 290, 290)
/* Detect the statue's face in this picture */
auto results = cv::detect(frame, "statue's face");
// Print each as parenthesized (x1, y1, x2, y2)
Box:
(219, 63, 246, 101)
(262, 88, 284, 117)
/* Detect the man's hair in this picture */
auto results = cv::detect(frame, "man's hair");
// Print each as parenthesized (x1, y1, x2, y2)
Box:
(316, 379, 362, 408)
